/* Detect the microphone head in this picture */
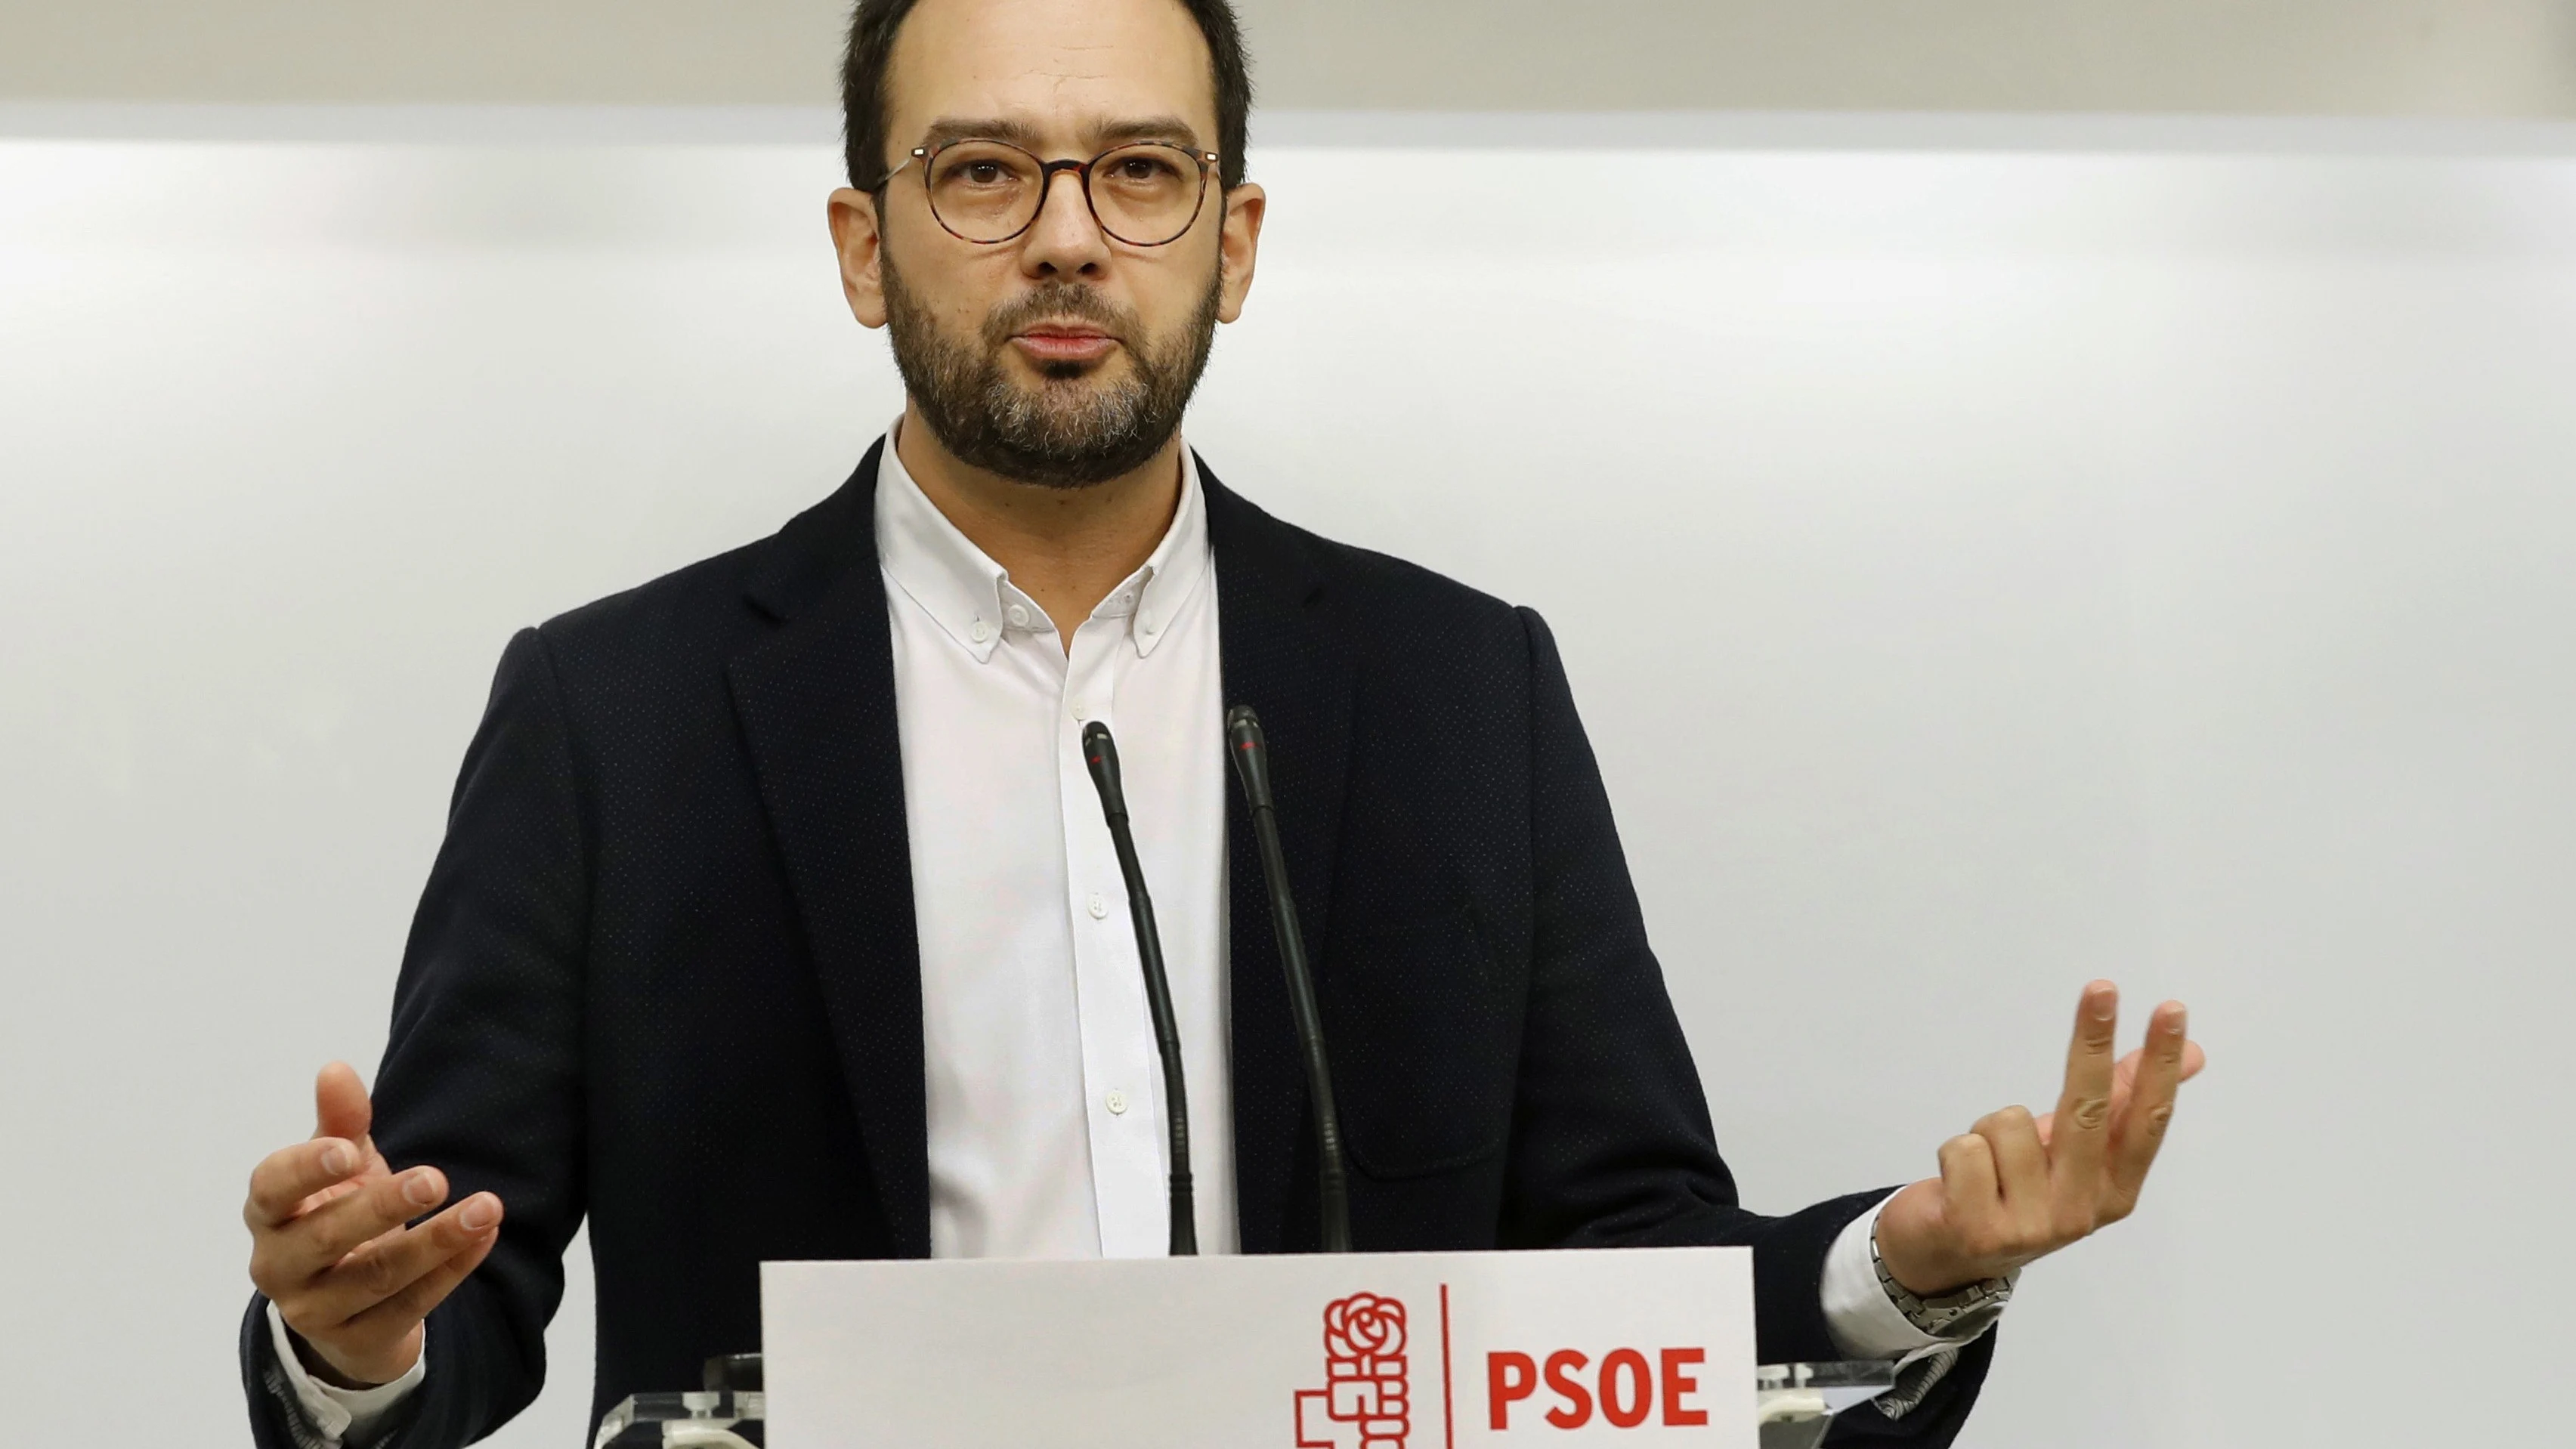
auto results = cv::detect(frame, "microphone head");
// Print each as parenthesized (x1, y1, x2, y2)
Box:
(1081, 720, 1127, 817)
(1224, 706, 1274, 810)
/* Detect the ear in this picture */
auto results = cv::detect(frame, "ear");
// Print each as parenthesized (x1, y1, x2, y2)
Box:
(828, 187, 890, 329)
(1215, 181, 1264, 325)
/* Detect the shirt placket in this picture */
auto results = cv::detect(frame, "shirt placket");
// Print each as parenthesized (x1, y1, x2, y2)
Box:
(1048, 578, 1167, 1257)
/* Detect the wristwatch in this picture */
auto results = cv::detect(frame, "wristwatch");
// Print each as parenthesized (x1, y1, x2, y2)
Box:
(1869, 1232, 2018, 1340)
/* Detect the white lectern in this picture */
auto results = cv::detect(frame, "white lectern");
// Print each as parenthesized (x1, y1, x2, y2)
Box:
(593, 1249, 1897, 1448)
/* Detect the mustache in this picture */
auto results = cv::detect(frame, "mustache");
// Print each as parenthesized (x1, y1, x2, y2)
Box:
(982, 284, 1139, 349)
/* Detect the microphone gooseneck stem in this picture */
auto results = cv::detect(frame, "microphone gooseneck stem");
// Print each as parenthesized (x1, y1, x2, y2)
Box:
(1224, 706, 1353, 1253)
(1081, 721, 1197, 1256)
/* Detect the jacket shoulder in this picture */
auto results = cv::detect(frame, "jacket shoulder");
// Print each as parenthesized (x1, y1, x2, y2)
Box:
(1236, 501, 1534, 667)
(532, 533, 775, 666)
(1322, 534, 1520, 629)
(1205, 474, 1526, 643)
(529, 455, 871, 669)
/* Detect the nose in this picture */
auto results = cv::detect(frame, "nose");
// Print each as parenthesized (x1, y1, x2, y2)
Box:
(1020, 164, 1112, 279)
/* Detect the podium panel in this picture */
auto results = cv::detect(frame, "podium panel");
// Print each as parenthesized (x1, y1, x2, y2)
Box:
(763, 1247, 1756, 1448)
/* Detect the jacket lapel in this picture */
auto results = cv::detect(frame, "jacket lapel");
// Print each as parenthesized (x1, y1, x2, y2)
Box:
(727, 439, 933, 1258)
(1205, 462, 1356, 1253)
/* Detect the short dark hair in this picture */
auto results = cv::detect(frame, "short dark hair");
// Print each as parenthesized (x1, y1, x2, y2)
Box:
(841, 0, 1252, 194)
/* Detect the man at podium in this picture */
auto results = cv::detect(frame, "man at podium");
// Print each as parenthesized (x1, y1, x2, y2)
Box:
(237, 2, 2202, 1444)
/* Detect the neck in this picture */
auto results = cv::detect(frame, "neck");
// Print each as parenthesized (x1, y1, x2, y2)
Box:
(892, 402, 1186, 648)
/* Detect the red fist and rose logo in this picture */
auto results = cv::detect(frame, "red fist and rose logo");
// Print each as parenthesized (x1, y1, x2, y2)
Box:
(1295, 1293, 1411, 1449)
(1294, 1290, 1715, 1442)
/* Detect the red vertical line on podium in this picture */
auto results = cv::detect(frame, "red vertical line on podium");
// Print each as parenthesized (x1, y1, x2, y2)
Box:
(1440, 1283, 1455, 1449)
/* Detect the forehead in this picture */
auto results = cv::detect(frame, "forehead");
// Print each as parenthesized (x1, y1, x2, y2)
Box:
(886, 0, 1220, 150)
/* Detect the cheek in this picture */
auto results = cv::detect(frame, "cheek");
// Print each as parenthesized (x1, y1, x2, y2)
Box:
(898, 252, 1006, 332)
(1124, 252, 1222, 328)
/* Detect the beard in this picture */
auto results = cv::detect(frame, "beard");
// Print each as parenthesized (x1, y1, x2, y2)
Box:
(881, 249, 1223, 490)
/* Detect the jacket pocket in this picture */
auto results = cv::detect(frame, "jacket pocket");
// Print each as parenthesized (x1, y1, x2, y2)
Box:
(1319, 905, 1519, 1179)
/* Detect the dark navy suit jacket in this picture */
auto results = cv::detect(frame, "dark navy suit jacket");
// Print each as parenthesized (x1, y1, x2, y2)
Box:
(241, 443, 1993, 1445)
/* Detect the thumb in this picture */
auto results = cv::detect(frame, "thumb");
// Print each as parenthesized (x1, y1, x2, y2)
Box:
(313, 1061, 375, 1148)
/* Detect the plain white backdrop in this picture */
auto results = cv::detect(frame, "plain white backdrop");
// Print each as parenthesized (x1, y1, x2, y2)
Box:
(3, 116, 2572, 1446)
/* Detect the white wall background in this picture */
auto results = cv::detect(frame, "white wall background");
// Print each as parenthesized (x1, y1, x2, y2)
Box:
(3, 116, 2573, 1447)
(11, 0, 2575, 115)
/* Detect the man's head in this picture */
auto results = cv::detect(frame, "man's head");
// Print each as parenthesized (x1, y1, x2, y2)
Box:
(827, 0, 1264, 489)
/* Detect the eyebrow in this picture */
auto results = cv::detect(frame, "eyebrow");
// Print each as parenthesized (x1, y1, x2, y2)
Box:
(916, 114, 1208, 155)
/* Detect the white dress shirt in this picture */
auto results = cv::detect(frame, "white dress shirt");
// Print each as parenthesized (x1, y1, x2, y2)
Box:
(270, 428, 1983, 1441)
(880, 425, 1238, 1259)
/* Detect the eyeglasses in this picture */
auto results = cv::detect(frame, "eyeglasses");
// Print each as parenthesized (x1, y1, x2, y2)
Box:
(882, 139, 1223, 248)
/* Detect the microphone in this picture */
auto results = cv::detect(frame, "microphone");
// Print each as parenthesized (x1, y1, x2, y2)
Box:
(1081, 721, 1198, 1256)
(1224, 706, 1352, 1253)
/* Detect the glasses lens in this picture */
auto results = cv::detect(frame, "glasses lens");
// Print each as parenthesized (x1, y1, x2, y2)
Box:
(926, 141, 1045, 243)
(1087, 144, 1206, 246)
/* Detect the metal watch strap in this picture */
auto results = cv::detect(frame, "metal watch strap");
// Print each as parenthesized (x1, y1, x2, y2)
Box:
(1869, 1230, 2018, 1339)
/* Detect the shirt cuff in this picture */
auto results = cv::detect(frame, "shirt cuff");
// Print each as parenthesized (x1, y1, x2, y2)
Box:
(1819, 1192, 2007, 1359)
(265, 1301, 426, 1444)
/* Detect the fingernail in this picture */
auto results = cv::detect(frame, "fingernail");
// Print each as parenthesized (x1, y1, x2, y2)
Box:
(2089, 984, 2118, 1020)
(460, 1195, 497, 1232)
(320, 1143, 351, 1177)
(402, 1169, 440, 1206)
(2167, 1003, 2188, 1033)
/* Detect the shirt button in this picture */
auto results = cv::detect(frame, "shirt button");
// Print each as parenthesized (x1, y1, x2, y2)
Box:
(1106, 1089, 1130, 1116)
(1087, 893, 1108, 919)
(1139, 607, 1158, 633)
(1069, 700, 1090, 721)
(968, 619, 991, 643)
(1006, 604, 1031, 628)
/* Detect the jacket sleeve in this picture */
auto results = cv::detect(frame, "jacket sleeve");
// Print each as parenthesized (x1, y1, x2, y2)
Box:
(1500, 607, 1992, 1442)
(240, 626, 592, 1449)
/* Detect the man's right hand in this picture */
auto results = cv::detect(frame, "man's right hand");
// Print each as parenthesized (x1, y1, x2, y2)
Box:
(244, 1062, 504, 1388)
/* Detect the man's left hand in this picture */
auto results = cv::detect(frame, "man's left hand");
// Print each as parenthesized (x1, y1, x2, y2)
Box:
(1873, 981, 2206, 1296)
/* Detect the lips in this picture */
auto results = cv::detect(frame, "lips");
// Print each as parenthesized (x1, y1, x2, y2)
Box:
(1011, 322, 1120, 364)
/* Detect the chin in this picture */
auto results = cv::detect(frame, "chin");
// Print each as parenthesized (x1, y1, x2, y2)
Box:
(1009, 350, 1127, 387)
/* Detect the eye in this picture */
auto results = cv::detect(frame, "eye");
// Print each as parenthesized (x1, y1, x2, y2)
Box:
(930, 147, 1028, 190)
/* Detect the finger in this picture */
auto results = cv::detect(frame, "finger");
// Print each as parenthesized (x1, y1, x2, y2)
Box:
(2033, 1036, 2207, 1148)
(1937, 1132, 1999, 1213)
(2034, 1050, 2135, 1148)
(298, 1193, 503, 1328)
(341, 1199, 503, 1338)
(2106, 1002, 2192, 1213)
(2049, 981, 2120, 1194)
(1973, 1106, 2049, 1211)
(314, 1061, 375, 1156)
(246, 1137, 367, 1229)
(274, 1166, 450, 1280)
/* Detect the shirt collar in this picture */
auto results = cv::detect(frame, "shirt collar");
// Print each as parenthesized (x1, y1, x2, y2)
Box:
(872, 421, 1213, 664)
